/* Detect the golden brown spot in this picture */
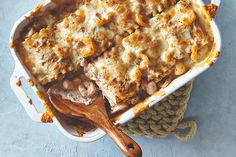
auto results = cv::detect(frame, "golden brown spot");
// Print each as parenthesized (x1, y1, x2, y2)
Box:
(80, 38, 96, 58)
(112, 114, 122, 122)
(135, 14, 150, 27)
(66, 37, 73, 43)
(204, 4, 218, 19)
(122, 10, 133, 21)
(208, 61, 214, 67)
(170, 0, 177, 5)
(106, 12, 114, 21)
(164, 50, 176, 65)
(36, 90, 45, 100)
(53, 64, 60, 71)
(10, 41, 14, 48)
(97, 32, 106, 40)
(41, 112, 53, 123)
(53, 45, 71, 59)
(175, 62, 186, 76)
(169, 8, 176, 16)
(96, 18, 106, 27)
(208, 51, 220, 67)
(138, 53, 150, 69)
(28, 2, 45, 17)
(28, 99, 33, 105)
(16, 80, 22, 87)
(41, 101, 54, 123)
(132, 102, 149, 116)
(191, 45, 198, 62)
(215, 51, 220, 59)
(153, 91, 166, 97)
(162, 0, 169, 8)
(182, 9, 196, 25)
(132, 67, 142, 84)
(28, 79, 34, 87)
(77, 10, 86, 23)
(117, 6, 126, 14)
(76, 130, 85, 137)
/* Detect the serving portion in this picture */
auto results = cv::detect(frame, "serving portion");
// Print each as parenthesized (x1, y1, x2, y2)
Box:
(15, 0, 214, 116)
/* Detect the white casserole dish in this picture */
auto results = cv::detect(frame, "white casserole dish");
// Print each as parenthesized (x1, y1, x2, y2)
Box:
(9, 0, 221, 142)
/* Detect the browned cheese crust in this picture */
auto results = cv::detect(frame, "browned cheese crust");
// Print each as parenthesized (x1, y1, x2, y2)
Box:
(17, 0, 214, 113)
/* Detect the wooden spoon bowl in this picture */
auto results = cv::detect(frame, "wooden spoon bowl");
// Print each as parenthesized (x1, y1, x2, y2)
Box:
(48, 91, 142, 157)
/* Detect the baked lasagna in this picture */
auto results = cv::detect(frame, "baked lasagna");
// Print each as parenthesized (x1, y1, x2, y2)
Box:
(16, 0, 214, 113)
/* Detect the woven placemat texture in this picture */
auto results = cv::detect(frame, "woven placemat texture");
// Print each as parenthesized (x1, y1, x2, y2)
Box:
(120, 82, 197, 141)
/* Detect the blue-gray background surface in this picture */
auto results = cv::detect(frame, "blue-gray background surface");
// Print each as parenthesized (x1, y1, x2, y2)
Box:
(0, 0, 235, 157)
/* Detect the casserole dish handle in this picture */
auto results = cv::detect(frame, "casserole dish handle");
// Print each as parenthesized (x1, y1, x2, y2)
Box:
(10, 67, 42, 122)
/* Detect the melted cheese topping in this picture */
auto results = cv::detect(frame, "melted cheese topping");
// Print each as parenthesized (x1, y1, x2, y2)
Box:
(85, 0, 214, 111)
(17, 0, 214, 112)
(19, 0, 177, 85)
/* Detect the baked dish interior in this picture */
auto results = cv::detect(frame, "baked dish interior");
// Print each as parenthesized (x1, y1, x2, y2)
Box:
(15, 0, 214, 115)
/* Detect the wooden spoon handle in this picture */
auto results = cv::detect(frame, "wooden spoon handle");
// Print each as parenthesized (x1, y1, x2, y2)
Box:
(66, 103, 142, 157)
(48, 92, 142, 157)
(95, 115, 142, 157)
(107, 124, 142, 157)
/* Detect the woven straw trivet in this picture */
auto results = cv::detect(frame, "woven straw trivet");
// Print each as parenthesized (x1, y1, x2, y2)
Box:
(120, 81, 197, 141)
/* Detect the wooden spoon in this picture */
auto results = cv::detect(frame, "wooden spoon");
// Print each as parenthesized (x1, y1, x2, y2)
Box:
(48, 91, 142, 157)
